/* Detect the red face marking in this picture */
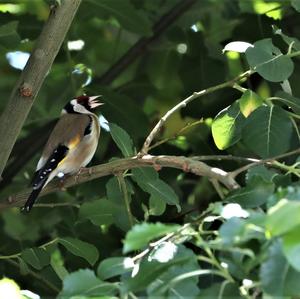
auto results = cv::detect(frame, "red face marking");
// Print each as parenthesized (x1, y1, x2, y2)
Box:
(75, 95, 89, 104)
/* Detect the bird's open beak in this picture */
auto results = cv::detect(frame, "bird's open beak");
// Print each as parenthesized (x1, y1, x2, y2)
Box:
(89, 95, 104, 108)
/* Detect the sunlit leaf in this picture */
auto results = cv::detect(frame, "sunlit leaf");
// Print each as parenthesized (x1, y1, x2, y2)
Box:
(239, 89, 263, 117)
(212, 101, 246, 150)
(282, 226, 300, 271)
(266, 199, 300, 236)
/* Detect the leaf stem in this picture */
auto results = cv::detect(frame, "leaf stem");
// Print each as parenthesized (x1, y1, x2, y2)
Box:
(117, 173, 134, 228)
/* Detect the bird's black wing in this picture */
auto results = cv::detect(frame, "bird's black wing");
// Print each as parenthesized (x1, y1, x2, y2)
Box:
(22, 144, 69, 212)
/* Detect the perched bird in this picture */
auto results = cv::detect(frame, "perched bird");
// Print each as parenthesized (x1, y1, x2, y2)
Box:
(22, 95, 103, 212)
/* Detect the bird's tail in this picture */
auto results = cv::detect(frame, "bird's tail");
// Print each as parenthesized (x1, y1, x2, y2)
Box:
(22, 144, 69, 213)
(22, 184, 45, 212)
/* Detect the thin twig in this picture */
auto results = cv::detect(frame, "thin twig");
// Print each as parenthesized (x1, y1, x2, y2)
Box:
(139, 70, 252, 155)
(230, 148, 300, 178)
(192, 155, 260, 163)
(34, 202, 80, 208)
(148, 119, 203, 151)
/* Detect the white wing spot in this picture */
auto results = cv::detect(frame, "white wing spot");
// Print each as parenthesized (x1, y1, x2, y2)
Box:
(57, 172, 64, 178)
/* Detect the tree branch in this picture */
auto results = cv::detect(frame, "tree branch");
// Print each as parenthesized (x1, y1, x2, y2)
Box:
(0, 155, 239, 210)
(139, 70, 253, 155)
(0, 0, 82, 179)
(95, 0, 196, 85)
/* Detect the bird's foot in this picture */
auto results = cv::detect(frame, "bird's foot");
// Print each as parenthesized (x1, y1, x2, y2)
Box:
(75, 167, 88, 183)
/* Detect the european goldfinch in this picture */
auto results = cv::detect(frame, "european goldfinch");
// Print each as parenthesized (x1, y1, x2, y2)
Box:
(22, 95, 103, 212)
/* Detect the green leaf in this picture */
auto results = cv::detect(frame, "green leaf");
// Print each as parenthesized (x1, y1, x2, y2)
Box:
(245, 39, 294, 82)
(97, 257, 129, 280)
(58, 237, 99, 266)
(79, 199, 114, 226)
(212, 101, 246, 150)
(219, 216, 265, 245)
(242, 105, 293, 158)
(132, 168, 180, 211)
(266, 199, 300, 236)
(275, 91, 300, 114)
(109, 123, 134, 157)
(21, 247, 50, 270)
(246, 165, 278, 183)
(147, 246, 200, 297)
(199, 282, 241, 298)
(149, 195, 166, 216)
(132, 167, 158, 181)
(226, 176, 274, 208)
(239, 89, 263, 117)
(123, 222, 180, 253)
(124, 255, 192, 292)
(260, 241, 300, 297)
(86, 0, 152, 36)
(282, 226, 300, 271)
(50, 250, 69, 281)
(139, 180, 180, 210)
(291, 0, 300, 12)
(0, 21, 20, 49)
(18, 257, 30, 275)
(59, 269, 118, 297)
(246, 39, 294, 82)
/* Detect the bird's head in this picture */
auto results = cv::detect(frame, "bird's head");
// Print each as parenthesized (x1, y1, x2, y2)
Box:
(63, 95, 104, 114)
